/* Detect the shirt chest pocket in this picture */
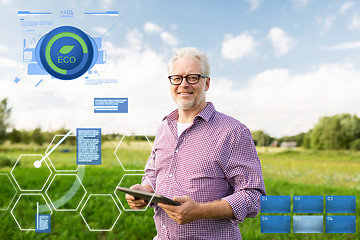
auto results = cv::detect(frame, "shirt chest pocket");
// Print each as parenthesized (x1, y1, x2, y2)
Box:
(176, 149, 226, 178)
(174, 154, 230, 198)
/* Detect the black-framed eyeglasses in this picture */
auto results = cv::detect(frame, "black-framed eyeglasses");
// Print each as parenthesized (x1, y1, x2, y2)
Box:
(168, 74, 208, 85)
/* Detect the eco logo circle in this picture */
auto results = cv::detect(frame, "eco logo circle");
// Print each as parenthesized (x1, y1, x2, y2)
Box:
(36, 26, 98, 80)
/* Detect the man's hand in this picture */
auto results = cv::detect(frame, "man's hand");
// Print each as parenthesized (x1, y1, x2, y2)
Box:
(158, 196, 201, 224)
(125, 184, 154, 209)
(159, 196, 235, 224)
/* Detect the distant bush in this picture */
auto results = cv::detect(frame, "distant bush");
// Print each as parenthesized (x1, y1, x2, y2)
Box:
(0, 155, 17, 167)
(308, 113, 360, 150)
(350, 139, 360, 151)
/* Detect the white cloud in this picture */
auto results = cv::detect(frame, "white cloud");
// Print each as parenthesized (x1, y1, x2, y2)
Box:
(0, 44, 9, 53)
(322, 41, 360, 50)
(170, 24, 177, 31)
(160, 32, 179, 46)
(1, 29, 359, 139)
(144, 22, 163, 34)
(207, 63, 360, 137)
(221, 32, 257, 60)
(245, 0, 259, 11)
(348, 15, 360, 30)
(0, 57, 22, 69)
(100, 0, 113, 9)
(143, 22, 179, 46)
(4, 60, 359, 138)
(126, 28, 143, 51)
(1, 0, 10, 5)
(268, 27, 296, 56)
(93, 26, 108, 35)
(318, 15, 336, 36)
(292, 0, 310, 7)
(339, 1, 354, 14)
(0, 28, 174, 135)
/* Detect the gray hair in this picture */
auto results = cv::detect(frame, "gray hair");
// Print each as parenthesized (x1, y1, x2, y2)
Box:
(168, 47, 210, 77)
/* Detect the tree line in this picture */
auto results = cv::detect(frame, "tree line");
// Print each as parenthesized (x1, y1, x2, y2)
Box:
(252, 113, 360, 150)
(5, 128, 155, 146)
(0, 98, 154, 146)
(1, 98, 359, 150)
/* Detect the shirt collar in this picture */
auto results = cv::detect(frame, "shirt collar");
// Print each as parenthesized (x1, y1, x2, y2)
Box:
(163, 102, 216, 123)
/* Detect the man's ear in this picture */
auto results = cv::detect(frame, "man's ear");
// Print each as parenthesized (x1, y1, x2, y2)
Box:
(205, 77, 210, 91)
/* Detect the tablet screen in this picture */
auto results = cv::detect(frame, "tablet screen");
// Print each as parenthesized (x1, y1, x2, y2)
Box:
(116, 186, 181, 206)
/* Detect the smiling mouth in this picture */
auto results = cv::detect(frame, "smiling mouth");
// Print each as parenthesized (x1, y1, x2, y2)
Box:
(178, 92, 193, 95)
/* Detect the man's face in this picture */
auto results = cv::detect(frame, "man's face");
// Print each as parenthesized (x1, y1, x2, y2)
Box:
(170, 56, 210, 111)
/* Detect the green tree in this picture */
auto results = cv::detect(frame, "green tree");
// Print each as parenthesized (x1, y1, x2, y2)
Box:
(55, 127, 70, 135)
(43, 131, 54, 145)
(339, 114, 360, 149)
(350, 139, 360, 150)
(9, 128, 22, 144)
(320, 117, 344, 149)
(309, 114, 360, 150)
(310, 116, 328, 149)
(32, 128, 45, 146)
(251, 130, 273, 146)
(294, 132, 305, 147)
(21, 130, 31, 144)
(0, 98, 12, 144)
(302, 130, 312, 149)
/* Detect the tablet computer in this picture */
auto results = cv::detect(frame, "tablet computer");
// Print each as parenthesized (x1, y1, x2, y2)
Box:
(116, 186, 181, 206)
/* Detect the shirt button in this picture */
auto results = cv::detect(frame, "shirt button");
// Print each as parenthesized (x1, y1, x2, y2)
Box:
(162, 225, 166, 229)
(174, 149, 178, 153)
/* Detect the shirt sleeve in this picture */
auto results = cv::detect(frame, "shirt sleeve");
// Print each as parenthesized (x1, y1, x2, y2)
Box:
(142, 148, 157, 191)
(221, 126, 266, 223)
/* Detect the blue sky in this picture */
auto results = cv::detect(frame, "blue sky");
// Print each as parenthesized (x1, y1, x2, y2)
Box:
(0, 0, 360, 137)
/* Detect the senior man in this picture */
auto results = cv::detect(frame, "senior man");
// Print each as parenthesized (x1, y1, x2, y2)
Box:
(126, 47, 266, 239)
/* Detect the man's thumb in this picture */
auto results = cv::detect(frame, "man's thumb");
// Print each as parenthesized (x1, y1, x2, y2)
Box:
(174, 196, 189, 203)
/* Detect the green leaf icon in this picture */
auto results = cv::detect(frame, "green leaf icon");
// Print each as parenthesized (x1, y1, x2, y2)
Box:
(58, 45, 74, 54)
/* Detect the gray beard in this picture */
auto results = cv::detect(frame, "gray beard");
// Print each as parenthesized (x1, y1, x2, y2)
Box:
(176, 98, 195, 110)
(174, 91, 205, 110)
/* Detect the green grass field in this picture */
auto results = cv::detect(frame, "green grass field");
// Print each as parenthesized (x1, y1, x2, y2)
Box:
(0, 142, 359, 239)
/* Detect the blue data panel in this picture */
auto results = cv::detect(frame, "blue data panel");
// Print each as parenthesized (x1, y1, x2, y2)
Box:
(76, 128, 101, 165)
(261, 196, 290, 213)
(94, 98, 128, 113)
(326, 196, 356, 213)
(261, 216, 291, 233)
(293, 215, 323, 233)
(93, 37, 102, 49)
(326, 216, 356, 233)
(293, 196, 323, 213)
(28, 63, 48, 75)
(35, 214, 51, 233)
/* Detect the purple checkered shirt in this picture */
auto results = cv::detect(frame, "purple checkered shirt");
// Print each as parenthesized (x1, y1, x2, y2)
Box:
(143, 102, 266, 239)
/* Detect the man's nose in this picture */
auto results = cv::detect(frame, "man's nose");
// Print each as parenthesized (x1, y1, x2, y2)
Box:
(179, 76, 190, 87)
